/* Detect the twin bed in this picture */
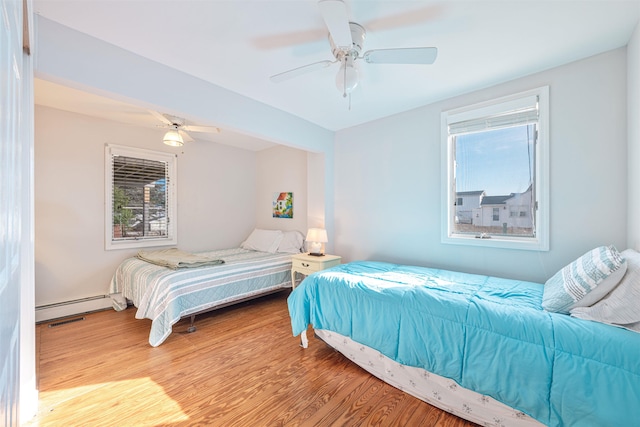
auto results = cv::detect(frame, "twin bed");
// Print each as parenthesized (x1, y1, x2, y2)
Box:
(288, 249, 640, 427)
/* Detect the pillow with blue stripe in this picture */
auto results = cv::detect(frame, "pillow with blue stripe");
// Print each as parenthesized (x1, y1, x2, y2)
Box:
(571, 248, 640, 332)
(542, 245, 627, 314)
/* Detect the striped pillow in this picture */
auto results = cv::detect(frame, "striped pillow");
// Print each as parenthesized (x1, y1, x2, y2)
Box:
(542, 245, 627, 314)
(570, 248, 640, 331)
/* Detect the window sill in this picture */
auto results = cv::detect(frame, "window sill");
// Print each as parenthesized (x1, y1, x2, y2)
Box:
(441, 233, 549, 251)
(105, 236, 178, 251)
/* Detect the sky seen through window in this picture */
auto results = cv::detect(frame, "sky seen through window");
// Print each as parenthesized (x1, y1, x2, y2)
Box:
(455, 124, 535, 196)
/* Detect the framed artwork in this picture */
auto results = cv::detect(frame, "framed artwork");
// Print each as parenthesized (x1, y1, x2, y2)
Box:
(273, 192, 293, 218)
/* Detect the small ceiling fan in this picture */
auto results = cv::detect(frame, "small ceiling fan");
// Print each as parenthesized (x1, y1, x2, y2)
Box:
(149, 111, 220, 147)
(270, 0, 438, 98)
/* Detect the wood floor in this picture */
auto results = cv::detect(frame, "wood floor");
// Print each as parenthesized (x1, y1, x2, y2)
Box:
(28, 291, 478, 427)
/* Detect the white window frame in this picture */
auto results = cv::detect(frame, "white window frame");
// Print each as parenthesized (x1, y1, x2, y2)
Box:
(441, 86, 549, 251)
(105, 144, 178, 250)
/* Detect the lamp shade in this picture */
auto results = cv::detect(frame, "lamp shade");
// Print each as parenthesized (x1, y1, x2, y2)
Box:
(306, 228, 328, 243)
(306, 228, 328, 255)
(163, 129, 184, 147)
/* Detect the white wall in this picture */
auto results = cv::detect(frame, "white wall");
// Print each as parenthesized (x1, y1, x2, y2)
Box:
(34, 106, 258, 307)
(176, 134, 257, 252)
(255, 145, 308, 234)
(334, 48, 628, 284)
(628, 22, 640, 250)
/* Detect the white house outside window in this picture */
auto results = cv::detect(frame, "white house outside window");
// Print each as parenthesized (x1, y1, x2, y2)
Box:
(441, 87, 549, 251)
(105, 144, 178, 250)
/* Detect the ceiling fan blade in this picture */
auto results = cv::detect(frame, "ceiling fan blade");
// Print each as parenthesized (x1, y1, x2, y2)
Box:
(364, 5, 444, 32)
(178, 130, 194, 143)
(363, 47, 438, 65)
(252, 28, 327, 50)
(318, 0, 352, 49)
(148, 110, 173, 126)
(270, 60, 335, 83)
(181, 125, 220, 133)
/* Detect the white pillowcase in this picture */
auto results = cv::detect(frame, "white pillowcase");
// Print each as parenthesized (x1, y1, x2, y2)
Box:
(240, 229, 284, 253)
(570, 248, 640, 332)
(276, 230, 305, 254)
(542, 245, 626, 314)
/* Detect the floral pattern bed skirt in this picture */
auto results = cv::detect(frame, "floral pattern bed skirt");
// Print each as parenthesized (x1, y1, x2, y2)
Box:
(315, 329, 543, 427)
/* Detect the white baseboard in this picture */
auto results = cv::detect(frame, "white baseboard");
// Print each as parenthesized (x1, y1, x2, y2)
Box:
(36, 295, 113, 323)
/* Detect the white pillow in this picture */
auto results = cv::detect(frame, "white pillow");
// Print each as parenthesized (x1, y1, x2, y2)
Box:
(277, 230, 305, 254)
(542, 245, 626, 314)
(570, 248, 640, 332)
(240, 229, 283, 253)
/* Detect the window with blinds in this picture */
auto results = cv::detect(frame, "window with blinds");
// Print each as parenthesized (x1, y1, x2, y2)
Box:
(441, 87, 549, 251)
(105, 145, 177, 250)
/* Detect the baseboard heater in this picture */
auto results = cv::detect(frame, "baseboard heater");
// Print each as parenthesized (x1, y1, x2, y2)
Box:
(36, 294, 113, 323)
(48, 316, 85, 328)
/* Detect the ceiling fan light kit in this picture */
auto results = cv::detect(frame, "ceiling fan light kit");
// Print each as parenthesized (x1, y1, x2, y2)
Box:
(331, 22, 364, 96)
(336, 56, 359, 95)
(163, 127, 184, 147)
(270, 0, 437, 99)
(150, 110, 219, 147)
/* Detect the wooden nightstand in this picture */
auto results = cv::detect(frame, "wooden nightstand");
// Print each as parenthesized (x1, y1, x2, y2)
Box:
(291, 253, 341, 288)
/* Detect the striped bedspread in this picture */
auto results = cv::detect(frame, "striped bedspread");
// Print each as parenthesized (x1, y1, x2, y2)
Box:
(110, 248, 293, 346)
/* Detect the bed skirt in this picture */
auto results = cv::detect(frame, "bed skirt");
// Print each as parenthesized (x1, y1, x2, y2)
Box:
(315, 329, 543, 427)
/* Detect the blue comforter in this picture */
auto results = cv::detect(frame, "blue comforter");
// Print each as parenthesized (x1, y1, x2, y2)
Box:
(287, 261, 640, 427)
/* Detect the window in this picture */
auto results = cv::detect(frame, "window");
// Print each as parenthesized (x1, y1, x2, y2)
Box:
(105, 144, 177, 250)
(441, 87, 549, 251)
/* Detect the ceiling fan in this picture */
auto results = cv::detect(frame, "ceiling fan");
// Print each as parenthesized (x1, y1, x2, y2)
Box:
(270, 0, 438, 98)
(149, 111, 220, 147)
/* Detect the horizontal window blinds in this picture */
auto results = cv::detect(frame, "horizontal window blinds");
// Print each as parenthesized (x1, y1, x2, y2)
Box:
(448, 95, 539, 136)
(106, 144, 177, 249)
(112, 155, 168, 187)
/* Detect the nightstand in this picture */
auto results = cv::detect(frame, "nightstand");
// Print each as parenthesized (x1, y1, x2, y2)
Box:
(291, 253, 341, 288)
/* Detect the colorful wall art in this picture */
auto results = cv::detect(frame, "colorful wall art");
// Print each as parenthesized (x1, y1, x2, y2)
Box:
(273, 192, 293, 218)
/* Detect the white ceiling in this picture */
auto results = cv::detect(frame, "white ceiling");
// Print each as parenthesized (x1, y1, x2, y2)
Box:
(33, 0, 640, 150)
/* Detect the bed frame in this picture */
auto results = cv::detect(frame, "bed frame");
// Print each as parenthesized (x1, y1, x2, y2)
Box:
(184, 287, 287, 333)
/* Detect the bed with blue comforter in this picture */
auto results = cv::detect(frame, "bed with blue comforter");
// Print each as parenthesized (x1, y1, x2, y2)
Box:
(287, 261, 640, 427)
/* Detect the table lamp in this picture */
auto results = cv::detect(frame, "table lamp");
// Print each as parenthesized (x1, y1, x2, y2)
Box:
(306, 228, 328, 256)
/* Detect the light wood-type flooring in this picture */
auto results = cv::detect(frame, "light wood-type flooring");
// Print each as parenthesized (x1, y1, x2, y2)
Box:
(28, 291, 478, 426)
